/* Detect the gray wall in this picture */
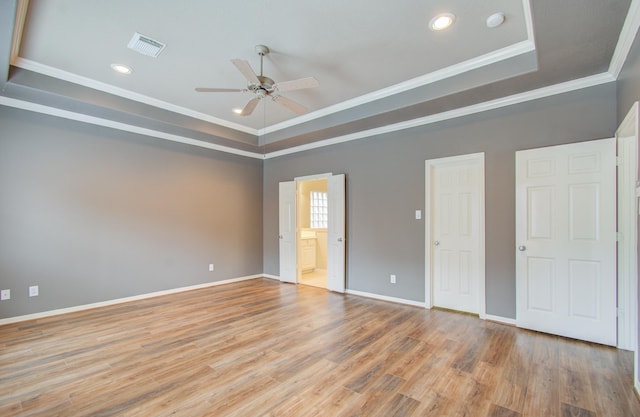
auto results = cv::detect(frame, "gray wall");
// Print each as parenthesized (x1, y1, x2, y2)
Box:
(617, 28, 640, 125)
(0, 106, 263, 319)
(264, 83, 617, 318)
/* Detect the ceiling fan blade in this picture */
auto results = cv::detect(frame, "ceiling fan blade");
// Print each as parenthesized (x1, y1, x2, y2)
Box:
(240, 97, 261, 116)
(272, 95, 308, 115)
(195, 88, 245, 93)
(274, 77, 319, 92)
(231, 59, 260, 84)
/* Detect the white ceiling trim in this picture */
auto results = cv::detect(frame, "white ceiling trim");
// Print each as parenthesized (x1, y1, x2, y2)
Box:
(0, 72, 616, 162)
(0, 96, 264, 159)
(263, 72, 616, 159)
(258, 39, 536, 136)
(11, 57, 260, 135)
(609, 0, 640, 78)
(11, 0, 535, 137)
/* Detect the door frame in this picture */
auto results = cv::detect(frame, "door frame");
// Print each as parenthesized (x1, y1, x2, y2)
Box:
(617, 102, 639, 356)
(279, 172, 346, 292)
(425, 152, 486, 316)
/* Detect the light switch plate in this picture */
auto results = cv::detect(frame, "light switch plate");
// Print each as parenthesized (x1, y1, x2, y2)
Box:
(1, 289, 10, 300)
(415, 210, 422, 220)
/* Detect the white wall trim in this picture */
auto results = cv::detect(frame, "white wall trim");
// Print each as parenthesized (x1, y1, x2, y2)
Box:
(11, 57, 259, 136)
(616, 104, 639, 352)
(11, 42, 535, 139)
(0, 274, 263, 326)
(262, 274, 280, 280)
(609, 0, 640, 78)
(0, 73, 616, 161)
(263, 73, 615, 159)
(480, 314, 517, 326)
(0, 96, 264, 159)
(259, 40, 536, 135)
(346, 289, 425, 308)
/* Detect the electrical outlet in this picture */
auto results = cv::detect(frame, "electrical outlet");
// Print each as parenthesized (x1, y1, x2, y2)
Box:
(390, 274, 396, 284)
(1, 289, 10, 300)
(29, 286, 39, 297)
(209, 263, 215, 272)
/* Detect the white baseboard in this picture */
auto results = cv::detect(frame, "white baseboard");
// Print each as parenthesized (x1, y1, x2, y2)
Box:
(480, 313, 517, 326)
(346, 289, 425, 307)
(0, 274, 263, 326)
(635, 378, 640, 398)
(261, 274, 280, 280)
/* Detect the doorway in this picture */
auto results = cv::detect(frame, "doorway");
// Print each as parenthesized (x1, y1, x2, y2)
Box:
(279, 174, 346, 292)
(298, 178, 329, 288)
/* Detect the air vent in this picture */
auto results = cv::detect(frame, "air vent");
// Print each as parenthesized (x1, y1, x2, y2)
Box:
(127, 32, 166, 58)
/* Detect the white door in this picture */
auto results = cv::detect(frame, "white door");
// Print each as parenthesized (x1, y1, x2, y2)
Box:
(516, 138, 616, 346)
(327, 174, 346, 293)
(279, 181, 296, 283)
(426, 153, 485, 314)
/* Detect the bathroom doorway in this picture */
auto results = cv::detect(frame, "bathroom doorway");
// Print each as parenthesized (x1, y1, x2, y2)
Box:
(297, 178, 328, 288)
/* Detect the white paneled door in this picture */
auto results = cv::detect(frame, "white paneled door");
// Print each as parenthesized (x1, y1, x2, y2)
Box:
(327, 174, 346, 293)
(279, 181, 296, 284)
(426, 153, 485, 314)
(515, 139, 616, 346)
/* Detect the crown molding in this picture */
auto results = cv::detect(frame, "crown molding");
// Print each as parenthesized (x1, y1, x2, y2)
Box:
(609, 0, 640, 78)
(258, 40, 536, 136)
(11, 57, 260, 136)
(0, 96, 264, 159)
(263, 72, 616, 159)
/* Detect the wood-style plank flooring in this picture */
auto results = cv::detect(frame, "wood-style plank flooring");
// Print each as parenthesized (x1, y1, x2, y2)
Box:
(1, 278, 639, 416)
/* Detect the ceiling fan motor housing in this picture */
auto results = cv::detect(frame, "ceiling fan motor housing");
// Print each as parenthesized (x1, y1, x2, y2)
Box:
(250, 75, 275, 96)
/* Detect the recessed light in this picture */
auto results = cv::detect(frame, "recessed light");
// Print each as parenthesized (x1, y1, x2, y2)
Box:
(110, 63, 132, 75)
(429, 13, 455, 31)
(232, 108, 243, 115)
(486, 12, 506, 28)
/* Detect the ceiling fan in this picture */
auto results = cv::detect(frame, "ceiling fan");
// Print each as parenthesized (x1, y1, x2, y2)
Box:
(195, 45, 319, 116)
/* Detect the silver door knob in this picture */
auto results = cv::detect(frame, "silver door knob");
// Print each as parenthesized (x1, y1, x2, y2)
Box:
(518, 245, 526, 251)
(434, 241, 440, 246)
(337, 237, 343, 242)
(279, 234, 283, 239)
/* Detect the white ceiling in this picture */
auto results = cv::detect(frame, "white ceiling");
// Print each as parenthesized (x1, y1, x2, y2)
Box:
(14, 0, 531, 132)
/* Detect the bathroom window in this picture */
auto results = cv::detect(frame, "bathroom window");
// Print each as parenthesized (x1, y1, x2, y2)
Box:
(310, 191, 328, 229)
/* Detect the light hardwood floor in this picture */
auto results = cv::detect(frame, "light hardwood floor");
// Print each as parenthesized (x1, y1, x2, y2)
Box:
(1, 278, 639, 417)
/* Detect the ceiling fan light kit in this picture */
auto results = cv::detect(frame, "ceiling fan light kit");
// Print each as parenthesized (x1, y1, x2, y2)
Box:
(195, 44, 319, 116)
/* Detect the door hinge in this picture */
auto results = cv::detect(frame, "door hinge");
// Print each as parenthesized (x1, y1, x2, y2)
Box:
(617, 307, 623, 317)
(617, 232, 623, 242)
(616, 156, 623, 166)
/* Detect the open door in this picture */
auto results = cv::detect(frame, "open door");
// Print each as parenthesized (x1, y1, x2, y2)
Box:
(279, 181, 296, 283)
(280, 175, 345, 291)
(327, 174, 346, 293)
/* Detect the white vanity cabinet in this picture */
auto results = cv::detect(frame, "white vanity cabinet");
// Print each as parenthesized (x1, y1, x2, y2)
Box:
(301, 237, 317, 272)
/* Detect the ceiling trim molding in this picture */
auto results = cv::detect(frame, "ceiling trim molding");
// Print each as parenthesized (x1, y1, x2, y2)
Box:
(263, 72, 616, 159)
(609, 0, 640, 78)
(11, 57, 260, 136)
(10, 0, 28, 64)
(0, 96, 265, 160)
(522, 0, 536, 46)
(0, 72, 615, 162)
(258, 39, 536, 136)
(11, 0, 535, 138)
